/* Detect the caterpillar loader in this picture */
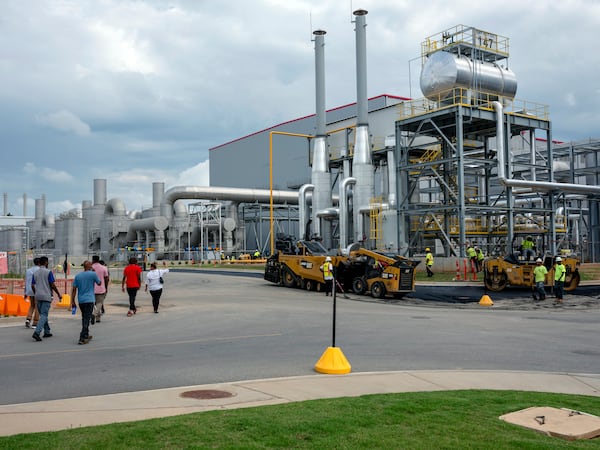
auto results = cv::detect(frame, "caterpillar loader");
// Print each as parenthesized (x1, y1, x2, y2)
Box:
(264, 238, 419, 299)
(482, 254, 580, 292)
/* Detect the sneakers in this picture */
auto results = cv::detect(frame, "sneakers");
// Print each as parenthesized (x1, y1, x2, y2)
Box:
(78, 335, 93, 345)
(43, 333, 53, 338)
(96, 317, 101, 323)
(25, 320, 31, 328)
(127, 310, 133, 317)
(32, 333, 42, 342)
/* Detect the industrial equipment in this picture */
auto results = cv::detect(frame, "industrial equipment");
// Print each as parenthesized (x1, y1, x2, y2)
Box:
(482, 255, 581, 292)
(264, 238, 419, 299)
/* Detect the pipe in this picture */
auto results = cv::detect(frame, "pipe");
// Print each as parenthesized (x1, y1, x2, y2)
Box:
(339, 177, 356, 249)
(126, 216, 169, 240)
(23, 193, 27, 217)
(493, 101, 600, 194)
(161, 186, 300, 218)
(353, 9, 368, 126)
(299, 184, 314, 240)
(104, 198, 127, 216)
(93, 179, 107, 206)
(387, 149, 397, 208)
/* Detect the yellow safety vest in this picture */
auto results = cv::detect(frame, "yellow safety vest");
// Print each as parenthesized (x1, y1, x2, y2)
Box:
(321, 262, 333, 280)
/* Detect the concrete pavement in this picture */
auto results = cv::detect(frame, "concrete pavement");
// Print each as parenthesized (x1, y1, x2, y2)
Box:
(0, 370, 599, 436)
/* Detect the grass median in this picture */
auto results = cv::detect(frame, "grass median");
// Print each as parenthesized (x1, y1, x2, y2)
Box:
(2, 390, 599, 449)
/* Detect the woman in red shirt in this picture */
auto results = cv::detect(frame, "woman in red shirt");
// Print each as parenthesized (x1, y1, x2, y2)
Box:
(121, 257, 142, 316)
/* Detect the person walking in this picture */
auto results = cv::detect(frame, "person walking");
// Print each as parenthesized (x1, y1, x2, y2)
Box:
(122, 257, 142, 316)
(24, 257, 41, 329)
(91, 255, 109, 323)
(31, 256, 62, 342)
(425, 248, 434, 277)
(554, 256, 566, 304)
(320, 256, 334, 296)
(71, 260, 101, 345)
(532, 258, 548, 301)
(144, 263, 169, 313)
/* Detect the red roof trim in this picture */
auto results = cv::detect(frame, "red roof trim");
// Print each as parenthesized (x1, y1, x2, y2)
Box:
(209, 94, 411, 151)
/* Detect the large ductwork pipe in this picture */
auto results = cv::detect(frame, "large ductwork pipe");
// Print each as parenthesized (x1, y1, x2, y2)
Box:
(126, 216, 169, 241)
(311, 29, 333, 246)
(339, 177, 356, 249)
(160, 186, 300, 218)
(493, 101, 600, 195)
(352, 9, 375, 243)
(104, 198, 127, 216)
(387, 150, 397, 208)
(94, 179, 107, 206)
(299, 184, 314, 240)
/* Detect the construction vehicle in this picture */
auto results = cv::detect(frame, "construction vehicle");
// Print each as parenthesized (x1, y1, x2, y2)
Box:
(264, 238, 419, 299)
(482, 254, 581, 292)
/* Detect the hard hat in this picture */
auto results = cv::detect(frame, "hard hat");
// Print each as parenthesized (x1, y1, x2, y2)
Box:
(527, 235, 532, 240)
(555, 256, 562, 262)
(325, 256, 332, 262)
(425, 248, 430, 252)
(536, 258, 542, 263)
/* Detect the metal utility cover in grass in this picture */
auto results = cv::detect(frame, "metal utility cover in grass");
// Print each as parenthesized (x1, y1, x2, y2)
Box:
(500, 406, 600, 441)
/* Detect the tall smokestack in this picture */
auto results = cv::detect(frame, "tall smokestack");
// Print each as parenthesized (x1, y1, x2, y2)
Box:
(352, 9, 374, 243)
(93, 179, 107, 206)
(23, 193, 28, 216)
(310, 29, 333, 246)
(153, 182, 165, 208)
(3, 193, 6, 216)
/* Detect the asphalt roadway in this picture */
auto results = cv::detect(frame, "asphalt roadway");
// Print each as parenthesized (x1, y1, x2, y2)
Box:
(0, 269, 599, 435)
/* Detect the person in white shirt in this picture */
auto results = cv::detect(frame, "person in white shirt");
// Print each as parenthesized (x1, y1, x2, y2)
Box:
(144, 263, 169, 313)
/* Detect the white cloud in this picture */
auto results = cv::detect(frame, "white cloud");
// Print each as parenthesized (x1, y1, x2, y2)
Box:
(176, 160, 210, 186)
(36, 110, 91, 136)
(23, 162, 74, 183)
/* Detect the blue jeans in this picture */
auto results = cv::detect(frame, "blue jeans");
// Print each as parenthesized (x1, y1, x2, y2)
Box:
(34, 300, 52, 335)
(79, 302, 94, 340)
(535, 281, 546, 300)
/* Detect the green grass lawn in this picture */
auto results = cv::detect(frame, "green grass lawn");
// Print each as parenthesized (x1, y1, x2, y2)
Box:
(2, 390, 598, 449)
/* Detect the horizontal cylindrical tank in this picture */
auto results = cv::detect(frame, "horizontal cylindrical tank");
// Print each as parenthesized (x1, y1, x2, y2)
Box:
(420, 51, 517, 100)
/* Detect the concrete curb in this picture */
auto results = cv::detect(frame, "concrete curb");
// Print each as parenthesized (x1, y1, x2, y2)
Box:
(0, 370, 598, 436)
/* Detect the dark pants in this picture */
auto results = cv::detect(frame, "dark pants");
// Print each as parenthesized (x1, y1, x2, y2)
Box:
(555, 281, 564, 301)
(324, 279, 333, 296)
(79, 302, 94, 340)
(149, 288, 163, 312)
(127, 287, 139, 312)
(426, 265, 433, 277)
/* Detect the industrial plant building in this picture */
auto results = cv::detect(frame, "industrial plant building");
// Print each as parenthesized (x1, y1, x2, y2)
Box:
(2, 13, 600, 273)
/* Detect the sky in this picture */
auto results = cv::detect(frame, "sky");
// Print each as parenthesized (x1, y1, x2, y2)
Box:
(1, 0, 599, 217)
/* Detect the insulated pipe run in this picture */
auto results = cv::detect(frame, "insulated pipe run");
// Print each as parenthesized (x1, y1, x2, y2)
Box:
(339, 177, 356, 250)
(493, 101, 600, 194)
(387, 149, 397, 208)
(299, 184, 314, 240)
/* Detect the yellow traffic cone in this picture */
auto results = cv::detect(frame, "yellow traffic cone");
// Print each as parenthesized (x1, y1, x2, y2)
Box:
(479, 294, 493, 306)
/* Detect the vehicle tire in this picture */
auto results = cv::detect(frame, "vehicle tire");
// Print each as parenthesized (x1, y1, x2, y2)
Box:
(282, 267, 297, 288)
(564, 272, 581, 292)
(352, 277, 367, 295)
(371, 281, 386, 299)
(305, 279, 316, 291)
(484, 271, 508, 292)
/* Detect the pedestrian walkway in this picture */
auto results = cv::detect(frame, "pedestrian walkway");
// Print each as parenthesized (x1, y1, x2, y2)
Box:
(0, 370, 598, 436)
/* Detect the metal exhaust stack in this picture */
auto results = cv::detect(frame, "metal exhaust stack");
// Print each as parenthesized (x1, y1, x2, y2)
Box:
(352, 9, 374, 243)
(310, 29, 333, 247)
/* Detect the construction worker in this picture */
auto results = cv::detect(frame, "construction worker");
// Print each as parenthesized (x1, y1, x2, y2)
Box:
(554, 256, 566, 304)
(253, 250, 260, 259)
(521, 235, 535, 261)
(475, 247, 485, 272)
(532, 258, 547, 301)
(319, 256, 334, 296)
(466, 242, 477, 272)
(425, 248, 434, 277)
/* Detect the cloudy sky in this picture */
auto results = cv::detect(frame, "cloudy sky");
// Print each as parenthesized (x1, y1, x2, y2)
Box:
(1, 0, 599, 216)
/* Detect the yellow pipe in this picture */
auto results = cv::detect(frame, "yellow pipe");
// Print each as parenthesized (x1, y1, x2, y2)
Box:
(268, 131, 313, 256)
